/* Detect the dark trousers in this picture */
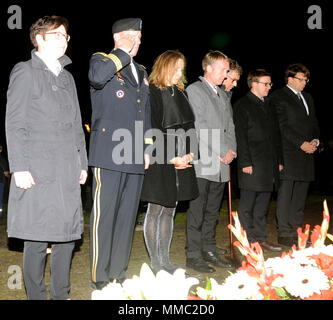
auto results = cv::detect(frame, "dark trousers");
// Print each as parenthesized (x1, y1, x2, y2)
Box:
(237, 189, 272, 243)
(23, 240, 75, 300)
(186, 178, 225, 259)
(90, 168, 144, 283)
(276, 179, 309, 238)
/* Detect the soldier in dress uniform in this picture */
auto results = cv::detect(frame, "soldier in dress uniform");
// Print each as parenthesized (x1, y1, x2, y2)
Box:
(88, 18, 151, 289)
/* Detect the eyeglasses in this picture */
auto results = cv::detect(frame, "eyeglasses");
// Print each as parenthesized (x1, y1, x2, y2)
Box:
(227, 74, 239, 84)
(293, 76, 309, 83)
(255, 81, 273, 87)
(43, 32, 70, 42)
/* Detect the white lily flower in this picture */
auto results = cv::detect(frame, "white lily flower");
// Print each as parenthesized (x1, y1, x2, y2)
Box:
(122, 275, 144, 300)
(91, 280, 127, 300)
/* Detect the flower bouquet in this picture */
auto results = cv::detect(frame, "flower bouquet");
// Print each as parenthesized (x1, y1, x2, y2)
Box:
(91, 263, 199, 300)
(194, 200, 333, 300)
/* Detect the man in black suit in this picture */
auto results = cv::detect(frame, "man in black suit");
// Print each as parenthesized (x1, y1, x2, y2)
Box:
(233, 69, 283, 252)
(269, 63, 320, 247)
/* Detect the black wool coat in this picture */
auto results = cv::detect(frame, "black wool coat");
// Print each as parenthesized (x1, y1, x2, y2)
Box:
(140, 85, 199, 208)
(233, 91, 283, 192)
(269, 86, 320, 182)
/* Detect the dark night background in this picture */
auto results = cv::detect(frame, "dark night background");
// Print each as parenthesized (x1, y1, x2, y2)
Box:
(0, 0, 331, 151)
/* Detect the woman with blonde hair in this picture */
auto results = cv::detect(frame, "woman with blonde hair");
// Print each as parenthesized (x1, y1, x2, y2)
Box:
(141, 50, 198, 274)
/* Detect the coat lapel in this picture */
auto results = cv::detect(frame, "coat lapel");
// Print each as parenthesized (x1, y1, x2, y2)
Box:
(199, 76, 220, 101)
(134, 62, 145, 85)
(120, 61, 145, 87)
(283, 86, 309, 116)
(120, 64, 137, 86)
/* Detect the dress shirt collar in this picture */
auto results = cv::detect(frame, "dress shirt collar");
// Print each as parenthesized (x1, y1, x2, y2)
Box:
(286, 84, 301, 95)
(202, 77, 218, 94)
(35, 51, 62, 76)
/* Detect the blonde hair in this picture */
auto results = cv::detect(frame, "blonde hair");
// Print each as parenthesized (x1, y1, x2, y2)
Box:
(202, 50, 228, 72)
(149, 50, 187, 91)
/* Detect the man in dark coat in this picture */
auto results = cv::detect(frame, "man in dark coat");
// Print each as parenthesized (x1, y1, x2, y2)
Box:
(233, 69, 283, 251)
(5, 16, 88, 300)
(88, 18, 151, 289)
(269, 63, 320, 246)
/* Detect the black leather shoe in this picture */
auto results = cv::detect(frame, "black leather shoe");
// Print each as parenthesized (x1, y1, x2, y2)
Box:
(91, 281, 109, 290)
(259, 241, 282, 252)
(186, 258, 215, 273)
(278, 237, 296, 247)
(202, 251, 233, 268)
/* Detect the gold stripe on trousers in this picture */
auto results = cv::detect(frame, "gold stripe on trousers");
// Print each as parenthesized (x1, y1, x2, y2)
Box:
(91, 167, 101, 283)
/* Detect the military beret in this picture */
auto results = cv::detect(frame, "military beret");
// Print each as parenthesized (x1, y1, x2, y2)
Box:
(112, 18, 142, 34)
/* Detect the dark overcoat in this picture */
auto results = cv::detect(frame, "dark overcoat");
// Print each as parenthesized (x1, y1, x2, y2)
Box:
(269, 86, 320, 181)
(140, 85, 199, 208)
(233, 91, 283, 192)
(5, 51, 88, 242)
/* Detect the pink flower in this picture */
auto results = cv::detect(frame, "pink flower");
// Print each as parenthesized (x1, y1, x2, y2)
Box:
(310, 253, 333, 279)
(297, 224, 310, 250)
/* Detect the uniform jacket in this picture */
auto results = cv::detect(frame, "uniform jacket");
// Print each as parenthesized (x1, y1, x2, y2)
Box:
(140, 85, 199, 207)
(88, 49, 151, 174)
(233, 91, 283, 192)
(5, 50, 88, 242)
(186, 77, 237, 183)
(269, 86, 320, 181)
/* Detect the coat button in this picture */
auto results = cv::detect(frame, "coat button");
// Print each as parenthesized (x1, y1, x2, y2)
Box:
(137, 89, 140, 92)
(52, 85, 58, 91)
(138, 110, 142, 113)
(137, 99, 141, 103)
(102, 128, 106, 132)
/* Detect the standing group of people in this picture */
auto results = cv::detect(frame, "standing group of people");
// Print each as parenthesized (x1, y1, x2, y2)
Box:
(234, 64, 319, 252)
(5, 16, 320, 299)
